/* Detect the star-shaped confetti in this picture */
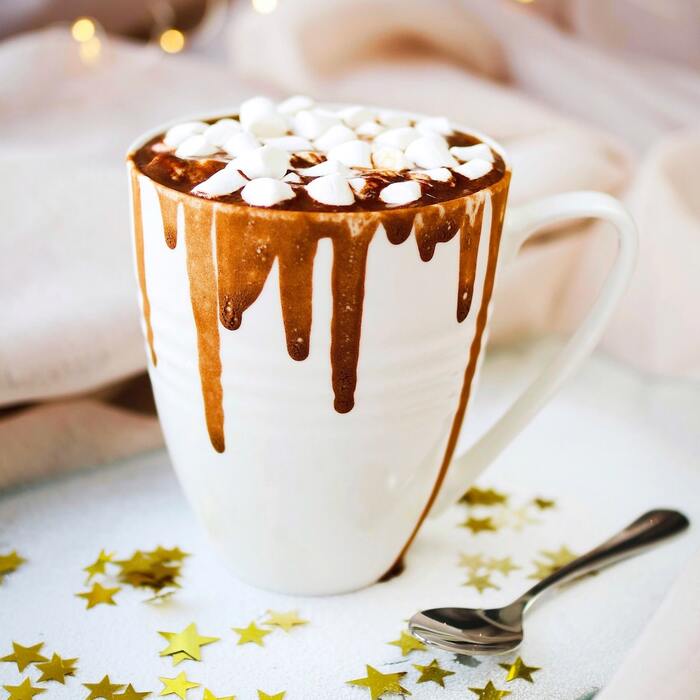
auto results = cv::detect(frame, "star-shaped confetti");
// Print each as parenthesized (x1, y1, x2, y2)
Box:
(264, 610, 308, 632)
(83, 675, 125, 699)
(499, 656, 541, 683)
(83, 550, 115, 580)
(461, 487, 508, 506)
(203, 690, 234, 700)
(76, 581, 121, 609)
(387, 631, 426, 656)
(533, 497, 556, 510)
(159, 623, 219, 665)
(487, 557, 520, 576)
(158, 672, 199, 699)
(461, 517, 497, 534)
(464, 571, 499, 593)
(413, 659, 455, 687)
(1, 642, 48, 672)
(35, 653, 78, 683)
(257, 692, 285, 700)
(494, 505, 539, 532)
(458, 553, 486, 570)
(347, 665, 410, 700)
(0, 550, 26, 581)
(232, 622, 271, 646)
(2, 678, 45, 700)
(469, 680, 511, 699)
(542, 546, 578, 568)
(115, 549, 184, 593)
(149, 546, 190, 563)
(115, 685, 152, 699)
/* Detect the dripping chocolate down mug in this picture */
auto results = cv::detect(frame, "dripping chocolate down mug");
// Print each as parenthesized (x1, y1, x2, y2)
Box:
(127, 105, 637, 595)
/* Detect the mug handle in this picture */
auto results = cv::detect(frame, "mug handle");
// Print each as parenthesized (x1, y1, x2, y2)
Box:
(433, 191, 638, 512)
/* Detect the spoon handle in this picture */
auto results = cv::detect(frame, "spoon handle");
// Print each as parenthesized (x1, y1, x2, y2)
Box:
(520, 509, 689, 609)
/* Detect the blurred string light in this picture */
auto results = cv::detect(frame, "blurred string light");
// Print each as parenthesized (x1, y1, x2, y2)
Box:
(252, 0, 278, 14)
(71, 16, 102, 65)
(159, 28, 186, 53)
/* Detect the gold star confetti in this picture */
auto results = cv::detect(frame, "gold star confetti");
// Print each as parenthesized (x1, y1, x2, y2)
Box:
(528, 560, 557, 580)
(387, 631, 426, 656)
(469, 680, 511, 699)
(264, 610, 308, 632)
(493, 505, 539, 532)
(461, 487, 508, 506)
(149, 546, 190, 563)
(499, 656, 541, 683)
(2, 678, 45, 700)
(76, 581, 121, 609)
(159, 623, 219, 665)
(413, 658, 455, 687)
(1, 642, 48, 672)
(487, 557, 520, 576)
(115, 685, 152, 699)
(0, 550, 26, 581)
(257, 692, 285, 700)
(533, 497, 556, 510)
(35, 653, 78, 683)
(83, 549, 115, 580)
(461, 517, 497, 534)
(115, 548, 185, 594)
(232, 622, 271, 646)
(542, 546, 578, 568)
(203, 690, 234, 700)
(464, 571, 499, 593)
(158, 672, 199, 699)
(83, 675, 125, 699)
(347, 665, 410, 700)
(458, 552, 487, 570)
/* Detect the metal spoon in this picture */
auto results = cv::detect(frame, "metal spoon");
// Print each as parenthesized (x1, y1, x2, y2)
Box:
(409, 509, 689, 655)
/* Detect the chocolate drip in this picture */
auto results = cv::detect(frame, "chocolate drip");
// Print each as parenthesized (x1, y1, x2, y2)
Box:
(457, 198, 485, 322)
(157, 188, 179, 248)
(382, 211, 416, 245)
(183, 200, 225, 453)
(129, 168, 157, 366)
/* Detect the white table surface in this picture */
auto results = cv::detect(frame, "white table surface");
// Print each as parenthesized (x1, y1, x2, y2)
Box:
(2, 340, 699, 700)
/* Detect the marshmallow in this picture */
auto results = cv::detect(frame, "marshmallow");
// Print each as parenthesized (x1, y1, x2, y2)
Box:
(164, 121, 208, 147)
(305, 174, 355, 206)
(372, 146, 414, 171)
(192, 165, 247, 197)
(412, 167, 453, 182)
(222, 131, 261, 157)
(264, 135, 314, 152)
(379, 180, 422, 205)
(283, 172, 302, 183)
(297, 159, 354, 177)
(327, 140, 372, 168)
(454, 158, 493, 179)
(404, 135, 456, 168)
(337, 105, 376, 128)
(277, 95, 315, 115)
(175, 134, 219, 158)
(232, 145, 290, 180)
(348, 177, 368, 195)
(355, 121, 384, 138)
(375, 127, 420, 150)
(450, 143, 495, 163)
(241, 178, 295, 207)
(378, 110, 412, 128)
(314, 124, 356, 152)
(203, 118, 241, 147)
(238, 96, 288, 137)
(293, 110, 341, 140)
(416, 117, 453, 136)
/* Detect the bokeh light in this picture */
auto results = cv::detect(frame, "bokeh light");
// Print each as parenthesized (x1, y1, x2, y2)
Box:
(71, 17, 96, 42)
(252, 0, 278, 14)
(159, 28, 186, 54)
(78, 36, 102, 65)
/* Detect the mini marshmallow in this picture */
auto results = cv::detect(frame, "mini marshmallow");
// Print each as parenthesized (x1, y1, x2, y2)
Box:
(372, 146, 414, 171)
(449, 143, 494, 163)
(404, 135, 456, 168)
(379, 180, 422, 205)
(314, 124, 356, 152)
(192, 166, 247, 197)
(241, 178, 295, 207)
(413, 167, 453, 182)
(348, 177, 368, 195)
(375, 127, 420, 150)
(223, 131, 261, 157)
(264, 135, 314, 152)
(297, 159, 353, 177)
(378, 110, 412, 128)
(327, 140, 372, 168)
(277, 95, 315, 115)
(454, 158, 493, 179)
(293, 110, 341, 140)
(355, 120, 384, 138)
(416, 117, 452, 136)
(305, 174, 355, 206)
(238, 95, 288, 137)
(175, 135, 219, 158)
(337, 105, 375, 128)
(283, 172, 302, 183)
(233, 145, 290, 180)
(164, 121, 208, 147)
(203, 119, 241, 147)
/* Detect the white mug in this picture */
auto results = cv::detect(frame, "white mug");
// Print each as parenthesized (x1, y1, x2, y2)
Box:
(128, 107, 637, 595)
